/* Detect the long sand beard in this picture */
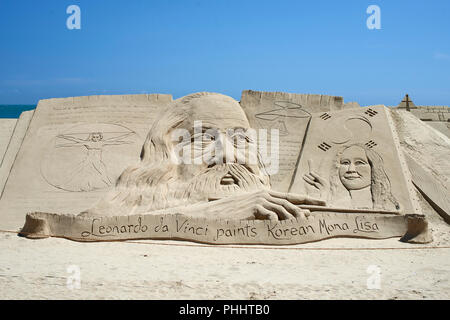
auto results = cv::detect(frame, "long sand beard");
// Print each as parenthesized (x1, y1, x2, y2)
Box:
(179, 163, 270, 201)
(85, 163, 270, 217)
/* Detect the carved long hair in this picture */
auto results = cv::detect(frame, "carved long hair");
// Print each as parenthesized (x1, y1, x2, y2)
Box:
(329, 144, 400, 211)
(110, 93, 216, 210)
(84, 92, 270, 216)
(117, 92, 270, 188)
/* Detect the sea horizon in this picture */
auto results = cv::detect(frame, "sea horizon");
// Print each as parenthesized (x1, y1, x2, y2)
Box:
(0, 105, 36, 118)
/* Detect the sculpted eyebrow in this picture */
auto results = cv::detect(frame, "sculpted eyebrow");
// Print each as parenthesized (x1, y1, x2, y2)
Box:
(201, 127, 213, 133)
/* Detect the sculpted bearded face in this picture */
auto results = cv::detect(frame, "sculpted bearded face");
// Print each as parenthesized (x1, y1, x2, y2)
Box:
(82, 92, 329, 219)
(82, 93, 271, 216)
(170, 93, 270, 200)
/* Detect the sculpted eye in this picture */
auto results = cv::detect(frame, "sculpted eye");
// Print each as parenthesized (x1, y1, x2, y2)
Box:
(341, 160, 350, 165)
(190, 133, 203, 143)
(203, 132, 216, 141)
(230, 131, 247, 140)
(355, 160, 367, 165)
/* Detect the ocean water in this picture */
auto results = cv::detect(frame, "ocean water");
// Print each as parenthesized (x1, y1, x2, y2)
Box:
(0, 105, 36, 118)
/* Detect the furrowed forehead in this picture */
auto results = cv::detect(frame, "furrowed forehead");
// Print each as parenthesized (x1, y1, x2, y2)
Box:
(181, 95, 250, 130)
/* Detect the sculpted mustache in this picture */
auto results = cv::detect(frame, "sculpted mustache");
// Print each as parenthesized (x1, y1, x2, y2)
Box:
(183, 163, 264, 194)
(209, 164, 264, 191)
(203, 163, 257, 179)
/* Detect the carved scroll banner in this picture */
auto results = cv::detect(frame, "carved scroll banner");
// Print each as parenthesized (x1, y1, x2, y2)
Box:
(20, 212, 432, 244)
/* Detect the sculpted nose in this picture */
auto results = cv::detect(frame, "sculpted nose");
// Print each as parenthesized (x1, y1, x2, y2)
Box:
(348, 162, 356, 172)
(215, 132, 236, 164)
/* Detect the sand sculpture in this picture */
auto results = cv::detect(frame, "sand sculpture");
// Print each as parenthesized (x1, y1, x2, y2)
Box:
(0, 91, 443, 244)
(0, 94, 172, 230)
(290, 105, 418, 213)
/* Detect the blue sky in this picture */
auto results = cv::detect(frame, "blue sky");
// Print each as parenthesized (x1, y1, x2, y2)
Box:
(0, 0, 449, 106)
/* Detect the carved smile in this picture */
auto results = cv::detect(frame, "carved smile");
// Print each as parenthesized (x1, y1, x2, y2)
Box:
(344, 174, 361, 180)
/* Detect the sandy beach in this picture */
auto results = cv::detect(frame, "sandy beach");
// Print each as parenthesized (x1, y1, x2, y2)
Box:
(1, 195, 448, 300)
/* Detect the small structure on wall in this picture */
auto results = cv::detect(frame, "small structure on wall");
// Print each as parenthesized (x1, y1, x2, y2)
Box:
(395, 94, 450, 138)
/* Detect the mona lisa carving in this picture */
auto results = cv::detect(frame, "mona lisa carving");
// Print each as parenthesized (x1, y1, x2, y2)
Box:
(303, 144, 400, 211)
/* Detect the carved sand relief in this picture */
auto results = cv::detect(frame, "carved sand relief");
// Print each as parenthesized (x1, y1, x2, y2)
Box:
(301, 144, 400, 211)
(290, 106, 419, 214)
(254, 101, 311, 136)
(240, 91, 343, 192)
(41, 123, 138, 192)
(0, 94, 173, 230)
(19, 93, 431, 244)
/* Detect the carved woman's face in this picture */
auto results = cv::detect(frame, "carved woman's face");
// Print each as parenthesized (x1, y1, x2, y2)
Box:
(338, 145, 371, 190)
